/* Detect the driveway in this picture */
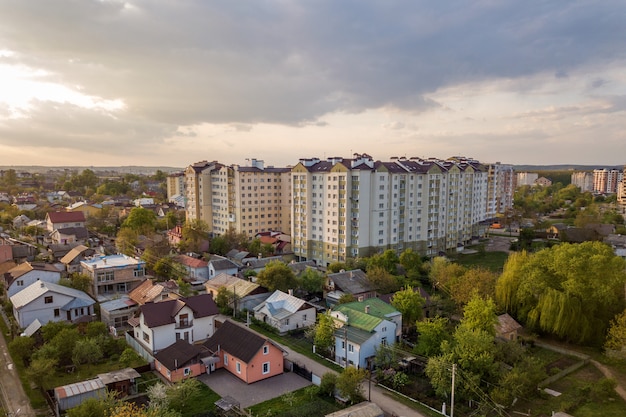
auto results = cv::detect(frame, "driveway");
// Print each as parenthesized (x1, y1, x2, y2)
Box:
(197, 368, 312, 409)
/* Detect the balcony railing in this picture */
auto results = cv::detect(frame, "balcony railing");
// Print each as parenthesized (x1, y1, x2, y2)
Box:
(176, 319, 193, 329)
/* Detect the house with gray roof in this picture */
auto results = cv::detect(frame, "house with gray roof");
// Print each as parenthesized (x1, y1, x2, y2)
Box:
(253, 290, 316, 334)
(324, 269, 377, 306)
(10, 280, 95, 328)
(207, 255, 238, 279)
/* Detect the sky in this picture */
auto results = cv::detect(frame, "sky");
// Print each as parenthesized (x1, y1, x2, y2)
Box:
(0, 1, 625, 169)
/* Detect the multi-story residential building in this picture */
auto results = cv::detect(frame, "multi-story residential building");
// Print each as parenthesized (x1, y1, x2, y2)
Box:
(618, 166, 626, 215)
(515, 172, 539, 187)
(291, 154, 490, 266)
(571, 171, 594, 192)
(593, 168, 623, 194)
(80, 254, 146, 300)
(485, 162, 514, 217)
(184, 159, 291, 237)
(166, 171, 185, 200)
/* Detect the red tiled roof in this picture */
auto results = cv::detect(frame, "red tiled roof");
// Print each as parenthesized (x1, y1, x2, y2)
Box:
(47, 211, 86, 223)
(174, 254, 208, 269)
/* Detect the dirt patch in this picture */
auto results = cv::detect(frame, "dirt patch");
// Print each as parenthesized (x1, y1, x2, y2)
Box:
(546, 356, 579, 374)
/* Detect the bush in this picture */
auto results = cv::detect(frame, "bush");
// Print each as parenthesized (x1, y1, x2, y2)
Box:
(319, 372, 337, 397)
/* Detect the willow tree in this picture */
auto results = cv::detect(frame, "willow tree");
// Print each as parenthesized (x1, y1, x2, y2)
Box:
(495, 242, 626, 345)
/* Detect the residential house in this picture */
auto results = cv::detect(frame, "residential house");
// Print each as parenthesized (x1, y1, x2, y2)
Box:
(10, 280, 95, 328)
(128, 278, 179, 305)
(605, 234, 626, 259)
(66, 201, 102, 218)
(204, 273, 269, 312)
(241, 255, 284, 276)
(99, 296, 137, 335)
(46, 191, 70, 203)
(4, 261, 62, 297)
(127, 293, 219, 355)
(535, 176, 553, 187)
(49, 226, 90, 245)
(60, 244, 96, 274)
(203, 320, 286, 383)
(80, 254, 147, 301)
(287, 260, 318, 277)
(12, 214, 31, 229)
(255, 231, 291, 254)
(45, 211, 86, 232)
(325, 269, 377, 306)
(154, 339, 209, 382)
(496, 313, 523, 341)
(207, 255, 239, 279)
(167, 224, 183, 247)
(174, 254, 209, 283)
(253, 290, 316, 334)
(330, 298, 400, 369)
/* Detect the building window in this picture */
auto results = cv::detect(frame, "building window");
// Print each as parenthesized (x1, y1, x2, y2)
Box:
(143, 331, 150, 342)
(236, 362, 241, 374)
(348, 344, 354, 352)
(263, 345, 269, 355)
(184, 368, 191, 376)
(134, 268, 145, 277)
(224, 354, 228, 366)
(262, 362, 270, 374)
(44, 296, 53, 304)
(97, 271, 115, 282)
(54, 308, 60, 317)
(16, 280, 23, 286)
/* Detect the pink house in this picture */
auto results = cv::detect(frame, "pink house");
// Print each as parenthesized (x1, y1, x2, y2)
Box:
(154, 339, 209, 382)
(203, 320, 286, 384)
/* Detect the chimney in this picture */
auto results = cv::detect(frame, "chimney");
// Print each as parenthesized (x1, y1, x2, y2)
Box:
(349, 271, 353, 280)
(258, 253, 262, 259)
(365, 305, 370, 314)
(288, 289, 293, 296)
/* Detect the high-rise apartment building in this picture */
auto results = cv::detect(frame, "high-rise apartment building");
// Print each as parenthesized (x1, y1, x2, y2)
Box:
(291, 154, 492, 267)
(618, 166, 626, 215)
(571, 171, 594, 192)
(593, 168, 623, 194)
(184, 159, 291, 236)
(166, 172, 185, 199)
(515, 172, 539, 187)
(483, 161, 514, 217)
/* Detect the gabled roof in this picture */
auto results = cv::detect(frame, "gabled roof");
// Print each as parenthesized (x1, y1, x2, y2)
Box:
(496, 313, 522, 335)
(154, 339, 208, 370)
(332, 306, 383, 332)
(253, 290, 313, 319)
(5, 262, 61, 285)
(174, 254, 208, 269)
(209, 256, 238, 271)
(327, 269, 375, 295)
(10, 280, 94, 310)
(46, 211, 86, 223)
(54, 227, 89, 239)
(60, 245, 92, 264)
(204, 320, 282, 363)
(137, 294, 218, 328)
(287, 260, 317, 275)
(204, 273, 262, 298)
(129, 279, 169, 305)
(338, 298, 401, 321)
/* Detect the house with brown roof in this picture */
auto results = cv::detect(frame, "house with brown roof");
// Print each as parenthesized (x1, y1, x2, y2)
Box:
(174, 254, 209, 282)
(203, 320, 286, 383)
(204, 273, 269, 312)
(154, 339, 209, 382)
(60, 245, 96, 274)
(4, 261, 62, 297)
(496, 313, 523, 341)
(128, 293, 219, 355)
(45, 211, 86, 232)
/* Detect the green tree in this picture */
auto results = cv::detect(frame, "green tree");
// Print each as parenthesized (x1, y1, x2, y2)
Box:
(49, 327, 81, 366)
(59, 273, 93, 293)
(490, 356, 547, 408)
(314, 313, 336, 356)
(8, 336, 35, 366)
(366, 265, 401, 294)
(66, 391, 119, 417)
(605, 309, 626, 356)
(298, 268, 325, 295)
(429, 257, 466, 295)
(122, 207, 157, 235)
(115, 227, 139, 256)
(448, 267, 497, 306)
(367, 249, 399, 274)
(26, 357, 58, 388)
(255, 260, 297, 292)
(165, 377, 202, 412)
(391, 287, 425, 333)
(496, 242, 626, 344)
(119, 347, 143, 367)
(414, 317, 450, 357)
(86, 321, 108, 338)
(319, 372, 338, 397)
(3, 169, 17, 186)
(337, 294, 355, 304)
(336, 367, 367, 404)
(72, 338, 104, 365)
(179, 219, 210, 253)
(461, 294, 498, 335)
(399, 248, 423, 282)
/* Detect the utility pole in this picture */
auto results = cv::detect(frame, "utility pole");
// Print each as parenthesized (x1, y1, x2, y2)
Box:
(451, 363, 456, 417)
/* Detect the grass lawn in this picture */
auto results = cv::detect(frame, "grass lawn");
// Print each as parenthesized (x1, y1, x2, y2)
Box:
(246, 386, 343, 417)
(178, 383, 220, 417)
(453, 251, 509, 272)
(511, 363, 626, 417)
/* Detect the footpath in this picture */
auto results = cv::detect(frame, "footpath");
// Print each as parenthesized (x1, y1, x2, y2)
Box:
(0, 308, 36, 417)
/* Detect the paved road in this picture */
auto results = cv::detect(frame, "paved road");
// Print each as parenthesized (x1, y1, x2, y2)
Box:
(0, 310, 36, 417)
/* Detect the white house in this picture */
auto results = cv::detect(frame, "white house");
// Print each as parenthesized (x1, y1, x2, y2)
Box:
(127, 293, 219, 355)
(330, 298, 400, 369)
(173, 254, 209, 283)
(10, 280, 95, 328)
(253, 290, 316, 334)
(4, 261, 62, 297)
(207, 255, 239, 279)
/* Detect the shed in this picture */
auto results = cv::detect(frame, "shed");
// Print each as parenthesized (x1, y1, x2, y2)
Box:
(54, 378, 106, 412)
(496, 313, 523, 341)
